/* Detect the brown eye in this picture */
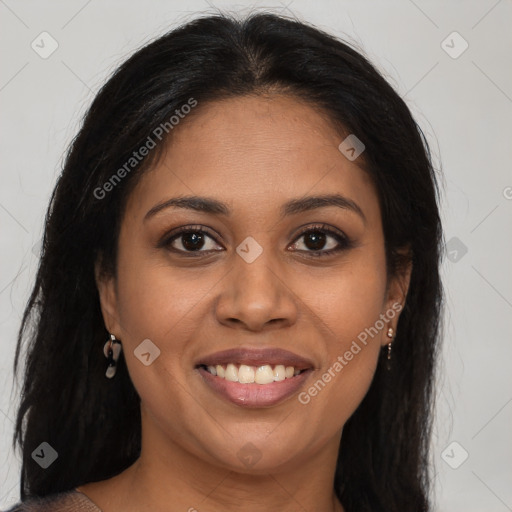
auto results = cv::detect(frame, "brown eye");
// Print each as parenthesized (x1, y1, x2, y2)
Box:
(302, 231, 328, 251)
(289, 225, 352, 256)
(179, 231, 206, 251)
(161, 226, 223, 254)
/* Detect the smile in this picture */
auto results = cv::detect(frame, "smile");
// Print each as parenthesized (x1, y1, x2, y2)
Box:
(195, 347, 315, 407)
(201, 363, 304, 383)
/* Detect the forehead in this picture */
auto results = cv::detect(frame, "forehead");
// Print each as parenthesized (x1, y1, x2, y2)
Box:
(126, 94, 378, 221)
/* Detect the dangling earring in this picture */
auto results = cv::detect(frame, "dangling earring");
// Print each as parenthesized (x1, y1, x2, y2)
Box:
(386, 327, 394, 370)
(386, 327, 394, 360)
(103, 334, 122, 379)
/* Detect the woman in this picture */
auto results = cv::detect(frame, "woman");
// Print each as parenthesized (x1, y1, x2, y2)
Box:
(6, 11, 443, 512)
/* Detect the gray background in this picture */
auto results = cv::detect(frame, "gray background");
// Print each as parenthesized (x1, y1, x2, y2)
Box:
(1, 1, 511, 510)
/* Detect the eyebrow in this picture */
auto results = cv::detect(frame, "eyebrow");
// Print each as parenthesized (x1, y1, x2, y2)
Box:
(144, 194, 366, 222)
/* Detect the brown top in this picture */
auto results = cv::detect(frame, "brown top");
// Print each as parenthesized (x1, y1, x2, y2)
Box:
(3, 489, 102, 512)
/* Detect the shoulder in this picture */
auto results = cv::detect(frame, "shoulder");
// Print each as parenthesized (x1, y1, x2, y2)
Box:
(2, 489, 102, 512)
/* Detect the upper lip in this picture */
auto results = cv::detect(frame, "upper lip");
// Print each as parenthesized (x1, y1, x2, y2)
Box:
(196, 347, 314, 370)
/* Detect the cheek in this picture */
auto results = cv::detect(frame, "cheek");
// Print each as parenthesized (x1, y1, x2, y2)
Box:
(114, 252, 209, 344)
(296, 250, 387, 421)
(112, 256, 204, 420)
(299, 247, 388, 345)
(113, 247, 220, 396)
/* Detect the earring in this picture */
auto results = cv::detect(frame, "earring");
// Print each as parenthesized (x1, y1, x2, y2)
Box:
(103, 334, 122, 379)
(386, 327, 394, 361)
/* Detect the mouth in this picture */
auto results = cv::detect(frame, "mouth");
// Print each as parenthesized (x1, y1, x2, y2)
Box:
(194, 347, 314, 408)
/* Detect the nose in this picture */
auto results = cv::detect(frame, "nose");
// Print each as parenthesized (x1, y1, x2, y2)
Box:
(214, 251, 298, 332)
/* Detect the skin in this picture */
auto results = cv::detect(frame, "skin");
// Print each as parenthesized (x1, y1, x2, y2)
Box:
(77, 94, 411, 512)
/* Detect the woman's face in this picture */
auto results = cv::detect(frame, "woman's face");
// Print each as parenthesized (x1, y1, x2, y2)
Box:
(98, 94, 409, 473)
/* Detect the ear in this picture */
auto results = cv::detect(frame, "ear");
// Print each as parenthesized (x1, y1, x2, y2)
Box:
(95, 259, 122, 338)
(381, 248, 412, 346)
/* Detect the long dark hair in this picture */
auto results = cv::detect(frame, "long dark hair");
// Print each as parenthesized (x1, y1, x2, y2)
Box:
(12, 11, 443, 512)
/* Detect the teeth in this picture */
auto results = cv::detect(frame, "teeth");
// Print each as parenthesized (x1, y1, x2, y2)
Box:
(255, 365, 274, 384)
(273, 364, 286, 381)
(225, 363, 238, 382)
(238, 364, 255, 383)
(204, 363, 304, 384)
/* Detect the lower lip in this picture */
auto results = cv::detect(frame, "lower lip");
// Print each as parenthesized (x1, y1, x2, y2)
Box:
(197, 366, 312, 408)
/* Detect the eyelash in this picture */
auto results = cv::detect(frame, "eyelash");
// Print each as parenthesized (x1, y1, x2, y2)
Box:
(159, 223, 353, 258)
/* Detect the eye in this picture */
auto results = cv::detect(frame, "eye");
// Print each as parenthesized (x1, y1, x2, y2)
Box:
(289, 224, 352, 257)
(160, 225, 223, 255)
(159, 223, 352, 258)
